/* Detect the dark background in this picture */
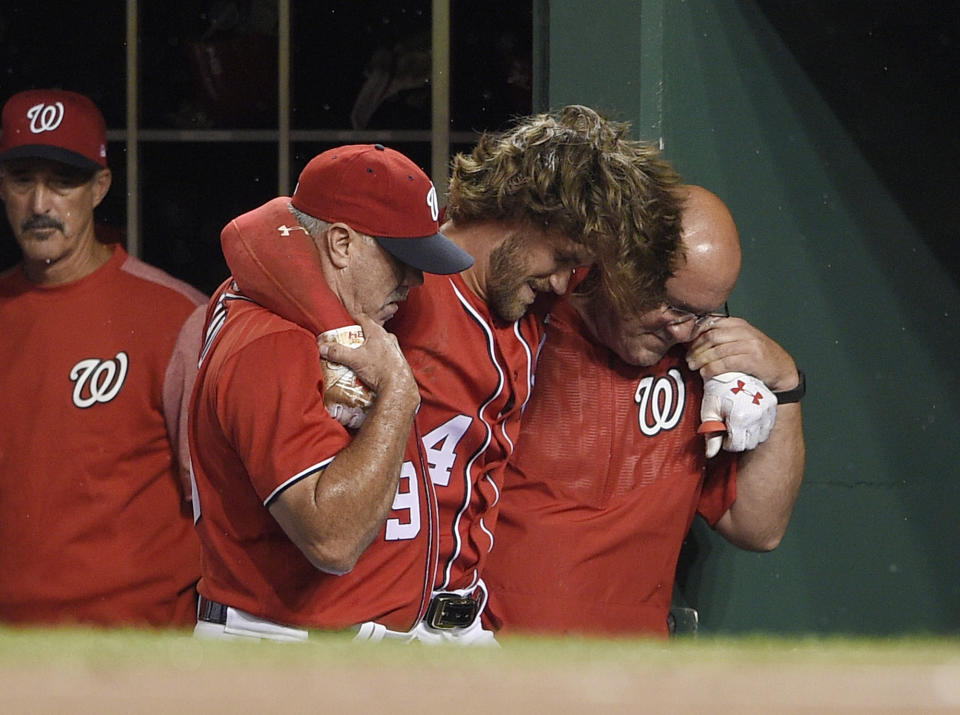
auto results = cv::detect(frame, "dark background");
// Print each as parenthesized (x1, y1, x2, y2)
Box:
(0, 0, 533, 294)
(757, 0, 960, 286)
(1, 1, 956, 296)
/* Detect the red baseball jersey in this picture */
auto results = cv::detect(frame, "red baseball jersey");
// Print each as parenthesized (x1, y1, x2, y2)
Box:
(189, 281, 438, 631)
(390, 273, 547, 596)
(482, 300, 738, 637)
(0, 245, 205, 627)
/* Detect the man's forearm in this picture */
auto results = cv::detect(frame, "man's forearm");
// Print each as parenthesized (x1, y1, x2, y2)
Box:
(269, 382, 418, 574)
(715, 403, 805, 551)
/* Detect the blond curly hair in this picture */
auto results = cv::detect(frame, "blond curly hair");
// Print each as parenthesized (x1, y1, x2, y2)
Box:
(447, 105, 682, 314)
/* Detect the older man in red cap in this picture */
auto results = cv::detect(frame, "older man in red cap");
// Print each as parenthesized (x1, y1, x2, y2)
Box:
(0, 89, 207, 627)
(189, 143, 473, 641)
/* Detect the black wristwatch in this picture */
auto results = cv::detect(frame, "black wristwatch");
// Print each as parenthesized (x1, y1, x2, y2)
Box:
(775, 370, 805, 404)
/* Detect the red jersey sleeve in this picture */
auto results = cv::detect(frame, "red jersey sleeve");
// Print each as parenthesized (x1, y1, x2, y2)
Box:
(697, 451, 738, 527)
(211, 327, 350, 504)
(162, 303, 207, 501)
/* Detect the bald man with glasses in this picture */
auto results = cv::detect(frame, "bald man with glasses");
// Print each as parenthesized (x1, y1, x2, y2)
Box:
(482, 185, 806, 638)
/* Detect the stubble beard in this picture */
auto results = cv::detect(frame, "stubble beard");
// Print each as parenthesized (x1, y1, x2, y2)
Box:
(486, 238, 531, 323)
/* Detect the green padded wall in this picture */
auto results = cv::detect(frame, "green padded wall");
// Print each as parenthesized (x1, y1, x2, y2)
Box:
(543, 0, 960, 634)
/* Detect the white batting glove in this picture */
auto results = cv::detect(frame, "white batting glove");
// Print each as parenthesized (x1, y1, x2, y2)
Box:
(699, 372, 777, 458)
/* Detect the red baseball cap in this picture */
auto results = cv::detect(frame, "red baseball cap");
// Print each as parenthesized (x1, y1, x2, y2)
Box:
(0, 89, 107, 173)
(291, 144, 473, 275)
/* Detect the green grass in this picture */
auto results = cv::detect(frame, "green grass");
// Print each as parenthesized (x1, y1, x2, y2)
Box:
(1, 627, 958, 669)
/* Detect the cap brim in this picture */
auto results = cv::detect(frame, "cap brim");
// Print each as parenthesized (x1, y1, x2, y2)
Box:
(375, 232, 474, 275)
(0, 145, 102, 173)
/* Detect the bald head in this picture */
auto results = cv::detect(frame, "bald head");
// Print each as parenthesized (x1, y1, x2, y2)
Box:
(670, 185, 741, 306)
(577, 184, 742, 367)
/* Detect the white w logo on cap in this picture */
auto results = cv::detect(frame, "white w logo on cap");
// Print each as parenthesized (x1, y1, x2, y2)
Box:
(426, 185, 439, 222)
(27, 102, 65, 134)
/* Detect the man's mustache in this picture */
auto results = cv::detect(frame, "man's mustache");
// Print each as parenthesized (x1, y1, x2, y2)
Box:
(21, 215, 63, 233)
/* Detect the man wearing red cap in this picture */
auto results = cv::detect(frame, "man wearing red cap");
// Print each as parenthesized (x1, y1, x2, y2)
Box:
(189, 143, 474, 640)
(0, 89, 206, 627)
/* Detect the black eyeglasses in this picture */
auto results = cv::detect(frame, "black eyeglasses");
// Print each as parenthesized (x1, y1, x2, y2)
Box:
(661, 301, 730, 328)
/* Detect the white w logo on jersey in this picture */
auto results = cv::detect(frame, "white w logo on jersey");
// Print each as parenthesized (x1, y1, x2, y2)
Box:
(634, 368, 686, 436)
(69, 352, 129, 408)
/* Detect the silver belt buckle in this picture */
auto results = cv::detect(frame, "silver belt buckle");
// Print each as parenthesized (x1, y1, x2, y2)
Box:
(426, 593, 477, 629)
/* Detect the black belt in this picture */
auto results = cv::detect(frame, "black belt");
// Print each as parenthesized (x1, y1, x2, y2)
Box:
(197, 596, 229, 625)
(425, 593, 479, 629)
(200, 593, 478, 630)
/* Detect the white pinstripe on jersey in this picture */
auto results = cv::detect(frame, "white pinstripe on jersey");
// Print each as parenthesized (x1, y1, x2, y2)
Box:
(439, 279, 503, 589)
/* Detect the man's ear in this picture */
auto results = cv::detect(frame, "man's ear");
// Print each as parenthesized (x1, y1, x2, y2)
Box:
(322, 223, 353, 270)
(91, 168, 112, 209)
